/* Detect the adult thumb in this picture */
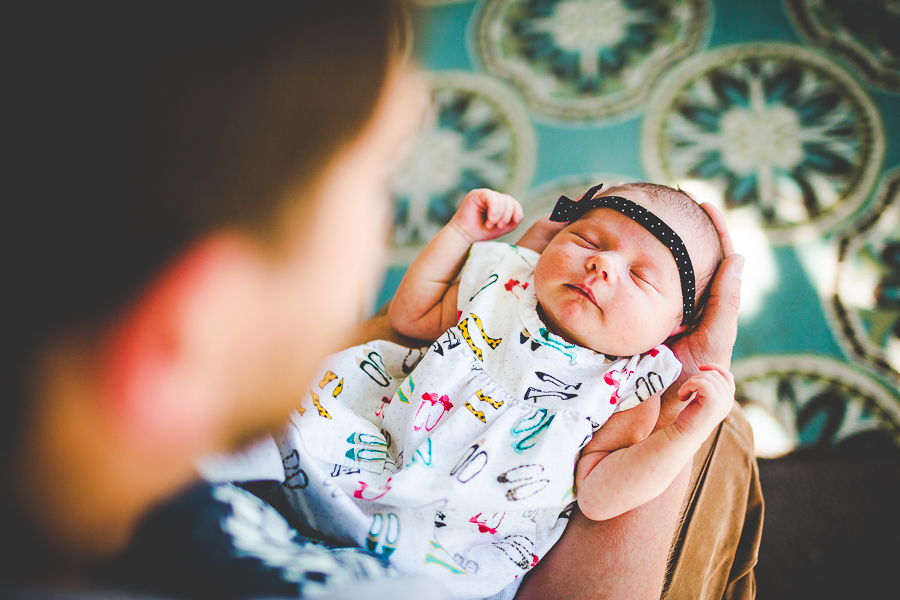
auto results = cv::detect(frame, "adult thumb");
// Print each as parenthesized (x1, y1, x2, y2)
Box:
(701, 253, 743, 356)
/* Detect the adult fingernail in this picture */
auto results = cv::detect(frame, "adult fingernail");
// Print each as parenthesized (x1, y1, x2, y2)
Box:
(733, 255, 745, 278)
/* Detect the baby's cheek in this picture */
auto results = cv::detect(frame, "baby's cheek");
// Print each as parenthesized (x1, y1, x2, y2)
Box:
(536, 248, 572, 278)
(532, 259, 556, 301)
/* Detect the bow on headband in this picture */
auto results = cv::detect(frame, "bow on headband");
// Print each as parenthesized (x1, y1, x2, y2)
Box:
(549, 183, 697, 325)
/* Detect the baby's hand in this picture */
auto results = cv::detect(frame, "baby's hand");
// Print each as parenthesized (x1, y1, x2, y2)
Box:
(672, 363, 735, 443)
(450, 188, 524, 244)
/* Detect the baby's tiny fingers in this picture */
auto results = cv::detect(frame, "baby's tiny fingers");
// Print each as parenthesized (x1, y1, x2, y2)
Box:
(698, 363, 736, 388)
(500, 197, 519, 227)
(485, 194, 502, 226)
(679, 371, 727, 399)
(677, 378, 700, 401)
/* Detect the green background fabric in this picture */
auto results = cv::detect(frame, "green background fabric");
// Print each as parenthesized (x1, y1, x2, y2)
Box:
(378, 0, 900, 454)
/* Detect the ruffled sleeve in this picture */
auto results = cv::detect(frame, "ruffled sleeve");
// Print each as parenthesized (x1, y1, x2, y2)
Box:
(611, 345, 683, 412)
(457, 242, 539, 314)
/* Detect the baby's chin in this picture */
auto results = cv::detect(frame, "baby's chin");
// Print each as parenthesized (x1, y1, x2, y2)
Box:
(537, 303, 668, 358)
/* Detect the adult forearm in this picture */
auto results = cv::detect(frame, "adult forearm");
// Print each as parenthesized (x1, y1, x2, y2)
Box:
(345, 308, 429, 348)
(516, 462, 691, 600)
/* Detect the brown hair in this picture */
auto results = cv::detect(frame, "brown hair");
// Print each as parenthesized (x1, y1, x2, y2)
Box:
(3, 0, 408, 475)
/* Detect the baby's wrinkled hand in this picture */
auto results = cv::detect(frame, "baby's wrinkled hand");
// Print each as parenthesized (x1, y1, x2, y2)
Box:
(672, 363, 735, 443)
(450, 188, 524, 243)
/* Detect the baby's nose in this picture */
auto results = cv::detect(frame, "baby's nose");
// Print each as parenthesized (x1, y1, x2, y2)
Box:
(587, 252, 620, 284)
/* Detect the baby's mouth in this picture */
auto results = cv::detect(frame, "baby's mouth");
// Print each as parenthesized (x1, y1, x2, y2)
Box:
(567, 284, 598, 307)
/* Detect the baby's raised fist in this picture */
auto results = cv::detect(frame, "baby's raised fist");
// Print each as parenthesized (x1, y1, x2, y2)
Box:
(450, 188, 524, 243)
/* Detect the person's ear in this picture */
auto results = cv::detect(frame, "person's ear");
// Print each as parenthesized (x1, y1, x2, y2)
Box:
(101, 232, 265, 453)
(667, 322, 689, 340)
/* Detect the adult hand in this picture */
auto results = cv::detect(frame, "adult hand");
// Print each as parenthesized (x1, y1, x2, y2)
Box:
(657, 203, 742, 432)
(515, 203, 743, 600)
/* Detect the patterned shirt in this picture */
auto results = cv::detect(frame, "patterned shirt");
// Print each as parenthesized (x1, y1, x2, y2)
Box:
(274, 242, 682, 599)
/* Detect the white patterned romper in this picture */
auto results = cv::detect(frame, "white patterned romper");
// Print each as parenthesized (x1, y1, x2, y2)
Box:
(273, 242, 682, 599)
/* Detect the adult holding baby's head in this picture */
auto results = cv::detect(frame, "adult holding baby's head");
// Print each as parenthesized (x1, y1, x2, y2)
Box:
(2, 0, 423, 589)
(2, 2, 760, 596)
(513, 196, 760, 600)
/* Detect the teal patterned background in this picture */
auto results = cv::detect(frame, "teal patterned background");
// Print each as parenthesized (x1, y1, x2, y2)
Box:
(377, 0, 900, 456)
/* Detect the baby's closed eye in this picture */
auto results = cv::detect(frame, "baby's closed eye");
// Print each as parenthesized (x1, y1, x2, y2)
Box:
(630, 268, 658, 290)
(572, 232, 597, 248)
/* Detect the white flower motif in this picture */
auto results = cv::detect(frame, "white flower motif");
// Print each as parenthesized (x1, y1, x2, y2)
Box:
(528, 0, 651, 80)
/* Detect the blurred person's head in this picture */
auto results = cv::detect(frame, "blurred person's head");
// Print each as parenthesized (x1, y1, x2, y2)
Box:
(2, 0, 420, 581)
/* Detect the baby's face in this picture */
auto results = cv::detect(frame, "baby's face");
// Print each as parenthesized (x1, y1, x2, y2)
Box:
(534, 190, 703, 357)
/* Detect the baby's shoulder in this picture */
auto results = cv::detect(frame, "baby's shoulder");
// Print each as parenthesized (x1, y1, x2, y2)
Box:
(458, 242, 538, 310)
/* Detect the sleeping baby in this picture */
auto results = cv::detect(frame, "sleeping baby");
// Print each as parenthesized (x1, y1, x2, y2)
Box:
(268, 182, 734, 599)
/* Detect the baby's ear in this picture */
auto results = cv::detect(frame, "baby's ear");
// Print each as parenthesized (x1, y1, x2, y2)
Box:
(667, 322, 689, 340)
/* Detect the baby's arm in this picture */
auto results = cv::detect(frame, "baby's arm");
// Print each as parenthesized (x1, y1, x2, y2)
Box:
(575, 364, 735, 521)
(388, 189, 523, 341)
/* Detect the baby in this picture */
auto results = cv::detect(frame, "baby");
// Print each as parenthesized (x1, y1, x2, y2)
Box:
(270, 183, 734, 599)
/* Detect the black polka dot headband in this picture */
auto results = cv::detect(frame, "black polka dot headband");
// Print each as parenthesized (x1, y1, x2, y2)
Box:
(550, 183, 697, 325)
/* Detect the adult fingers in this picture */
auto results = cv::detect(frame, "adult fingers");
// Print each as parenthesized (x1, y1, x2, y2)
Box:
(701, 202, 735, 257)
(695, 253, 744, 368)
(658, 264, 740, 431)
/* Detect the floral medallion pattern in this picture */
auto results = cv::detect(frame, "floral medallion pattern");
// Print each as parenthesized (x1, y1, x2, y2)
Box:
(785, 0, 900, 93)
(472, 0, 711, 121)
(390, 71, 536, 265)
(829, 167, 900, 385)
(642, 43, 885, 245)
(733, 355, 900, 455)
